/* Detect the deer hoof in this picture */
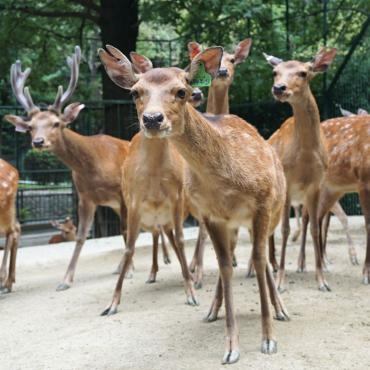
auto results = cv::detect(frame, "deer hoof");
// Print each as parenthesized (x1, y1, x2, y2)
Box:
(275, 311, 290, 322)
(101, 306, 117, 316)
(163, 256, 171, 264)
(145, 276, 156, 284)
(318, 282, 331, 292)
(351, 256, 359, 266)
(56, 283, 71, 291)
(245, 271, 255, 279)
(222, 350, 240, 364)
(296, 266, 306, 273)
(0, 287, 11, 295)
(261, 339, 277, 354)
(186, 295, 199, 306)
(194, 281, 202, 290)
(232, 257, 238, 267)
(277, 286, 286, 294)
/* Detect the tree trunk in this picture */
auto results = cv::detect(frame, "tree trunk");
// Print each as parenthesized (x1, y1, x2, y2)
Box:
(99, 0, 139, 139)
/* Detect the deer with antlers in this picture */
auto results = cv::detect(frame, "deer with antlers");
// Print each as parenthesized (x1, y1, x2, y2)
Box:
(187, 38, 252, 287)
(99, 45, 289, 364)
(263, 48, 337, 292)
(297, 108, 370, 283)
(4, 46, 134, 291)
(0, 159, 20, 294)
(49, 217, 77, 244)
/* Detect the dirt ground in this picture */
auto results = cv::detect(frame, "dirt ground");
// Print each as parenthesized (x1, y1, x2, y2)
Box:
(1, 217, 369, 370)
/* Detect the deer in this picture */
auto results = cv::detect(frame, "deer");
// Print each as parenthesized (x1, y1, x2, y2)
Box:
(98, 48, 199, 309)
(263, 47, 337, 292)
(99, 45, 289, 364)
(4, 46, 134, 291)
(186, 38, 252, 287)
(297, 110, 370, 282)
(0, 159, 20, 294)
(49, 217, 77, 244)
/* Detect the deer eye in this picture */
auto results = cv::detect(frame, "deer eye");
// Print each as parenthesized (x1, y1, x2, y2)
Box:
(230, 58, 235, 64)
(53, 122, 60, 128)
(272, 71, 277, 77)
(298, 71, 307, 78)
(130, 89, 139, 100)
(176, 89, 186, 99)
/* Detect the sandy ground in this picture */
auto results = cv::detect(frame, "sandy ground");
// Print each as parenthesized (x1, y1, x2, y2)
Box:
(1, 217, 369, 370)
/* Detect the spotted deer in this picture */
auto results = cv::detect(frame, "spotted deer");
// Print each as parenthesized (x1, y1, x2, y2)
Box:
(4, 46, 133, 291)
(297, 107, 369, 269)
(298, 110, 370, 283)
(186, 38, 252, 287)
(99, 45, 288, 364)
(0, 159, 20, 294)
(263, 47, 337, 292)
(49, 217, 77, 244)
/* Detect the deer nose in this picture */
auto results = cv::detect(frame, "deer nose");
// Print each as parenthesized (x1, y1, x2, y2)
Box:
(273, 84, 286, 95)
(191, 89, 203, 102)
(217, 67, 228, 77)
(143, 112, 164, 130)
(33, 137, 45, 148)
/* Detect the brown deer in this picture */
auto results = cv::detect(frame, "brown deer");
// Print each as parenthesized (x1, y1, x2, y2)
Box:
(187, 38, 252, 287)
(98, 47, 199, 309)
(0, 159, 20, 294)
(297, 111, 370, 283)
(99, 45, 289, 364)
(49, 217, 77, 244)
(263, 47, 337, 292)
(4, 46, 133, 291)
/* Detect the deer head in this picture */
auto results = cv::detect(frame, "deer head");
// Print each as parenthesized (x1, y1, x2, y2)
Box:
(130, 51, 204, 108)
(51, 217, 76, 239)
(4, 46, 84, 150)
(99, 45, 222, 138)
(188, 38, 252, 88)
(264, 47, 337, 103)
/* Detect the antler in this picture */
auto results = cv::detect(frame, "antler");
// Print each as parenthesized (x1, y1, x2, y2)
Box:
(10, 60, 39, 115)
(51, 45, 81, 112)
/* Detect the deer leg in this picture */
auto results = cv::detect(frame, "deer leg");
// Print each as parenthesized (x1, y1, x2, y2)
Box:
(246, 229, 256, 278)
(321, 211, 331, 267)
(230, 228, 239, 267)
(253, 209, 278, 354)
(189, 220, 207, 289)
(331, 202, 359, 265)
(146, 228, 160, 284)
(358, 184, 370, 285)
(291, 205, 301, 242)
(56, 200, 96, 291)
(1, 223, 20, 294)
(159, 226, 171, 264)
(204, 219, 239, 364)
(0, 235, 10, 289)
(269, 234, 278, 272)
(172, 201, 198, 306)
(276, 195, 291, 292)
(266, 262, 289, 321)
(297, 207, 309, 272)
(101, 207, 140, 316)
(306, 190, 330, 292)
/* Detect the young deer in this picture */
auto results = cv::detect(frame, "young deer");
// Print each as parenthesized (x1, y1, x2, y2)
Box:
(49, 217, 77, 244)
(298, 111, 370, 283)
(0, 159, 20, 294)
(187, 39, 252, 287)
(98, 47, 198, 311)
(99, 45, 288, 364)
(5, 46, 131, 291)
(264, 48, 337, 292)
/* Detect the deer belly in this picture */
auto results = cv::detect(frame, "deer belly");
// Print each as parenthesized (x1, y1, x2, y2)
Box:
(140, 201, 172, 228)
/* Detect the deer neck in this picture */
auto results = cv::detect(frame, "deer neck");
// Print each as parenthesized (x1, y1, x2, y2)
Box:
(206, 81, 230, 114)
(290, 89, 323, 149)
(52, 128, 91, 171)
(170, 104, 227, 176)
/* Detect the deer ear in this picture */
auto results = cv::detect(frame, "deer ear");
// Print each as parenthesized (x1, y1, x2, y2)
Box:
(4, 114, 30, 133)
(98, 45, 138, 89)
(233, 38, 252, 65)
(62, 103, 84, 124)
(263, 52, 283, 67)
(51, 220, 61, 229)
(311, 47, 337, 72)
(188, 42, 202, 60)
(187, 47, 223, 80)
(130, 52, 153, 73)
